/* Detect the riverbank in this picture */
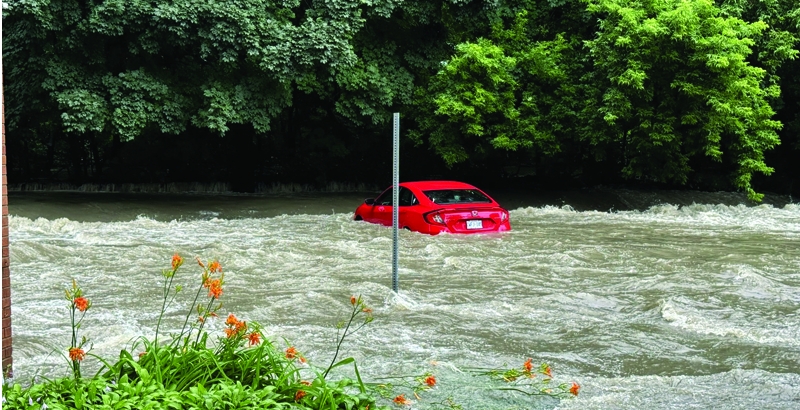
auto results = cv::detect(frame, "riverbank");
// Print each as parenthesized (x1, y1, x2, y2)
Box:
(8, 181, 795, 213)
(7, 181, 381, 195)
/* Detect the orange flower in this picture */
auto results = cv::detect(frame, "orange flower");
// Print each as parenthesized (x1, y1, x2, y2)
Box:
(248, 332, 261, 346)
(362, 307, 373, 314)
(207, 279, 223, 299)
(235, 320, 247, 332)
(208, 260, 222, 273)
(74, 297, 90, 312)
(300, 380, 312, 386)
(197, 316, 205, 323)
(523, 358, 532, 373)
(224, 314, 247, 339)
(393, 394, 411, 405)
(69, 347, 85, 361)
(424, 375, 436, 387)
(543, 364, 552, 378)
(171, 253, 183, 270)
(196, 257, 205, 268)
(569, 382, 580, 396)
(285, 346, 297, 359)
(350, 296, 357, 305)
(295, 390, 306, 401)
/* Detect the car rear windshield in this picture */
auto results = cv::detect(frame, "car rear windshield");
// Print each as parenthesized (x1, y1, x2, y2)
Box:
(423, 189, 492, 204)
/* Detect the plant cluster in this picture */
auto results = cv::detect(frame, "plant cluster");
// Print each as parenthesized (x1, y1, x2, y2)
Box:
(471, 358, 580, 398)
(1, 254, 579, 409)
(3, 255, 378, 409)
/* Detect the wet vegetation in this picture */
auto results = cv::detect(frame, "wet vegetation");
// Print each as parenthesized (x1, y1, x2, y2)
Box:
(3, 0, 799, 200)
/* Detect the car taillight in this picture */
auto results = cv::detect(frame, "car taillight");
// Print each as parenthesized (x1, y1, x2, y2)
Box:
(425, 211, 445, 225)
(500, 210, 508, 222)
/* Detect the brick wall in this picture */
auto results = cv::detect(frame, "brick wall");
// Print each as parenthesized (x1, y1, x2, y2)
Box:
(2, 82, 11, 376)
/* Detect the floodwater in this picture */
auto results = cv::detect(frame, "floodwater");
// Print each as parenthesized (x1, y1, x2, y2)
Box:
(5, 190, 800, 409)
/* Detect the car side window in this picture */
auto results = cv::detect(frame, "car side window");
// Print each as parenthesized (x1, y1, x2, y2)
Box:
(374, 187, 418, 206)
(399, 187, 418, 206)
(375, 189, 393, 205)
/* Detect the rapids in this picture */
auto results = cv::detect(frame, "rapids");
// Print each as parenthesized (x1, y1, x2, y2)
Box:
(5, 191, 800, 409)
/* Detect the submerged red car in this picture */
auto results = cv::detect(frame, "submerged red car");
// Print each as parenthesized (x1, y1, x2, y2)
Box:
(353, 181, 511, 234)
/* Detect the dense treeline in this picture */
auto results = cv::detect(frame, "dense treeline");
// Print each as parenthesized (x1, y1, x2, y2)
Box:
(3, 0, 799, 199)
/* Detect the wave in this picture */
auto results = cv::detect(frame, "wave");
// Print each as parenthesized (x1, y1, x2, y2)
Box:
(510, 202, 800, 233)
(659, 297, 800, 346)
(555, 369, 800, 410)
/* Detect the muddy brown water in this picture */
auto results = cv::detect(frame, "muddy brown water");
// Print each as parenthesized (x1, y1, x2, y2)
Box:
(5, 190, 800, 409)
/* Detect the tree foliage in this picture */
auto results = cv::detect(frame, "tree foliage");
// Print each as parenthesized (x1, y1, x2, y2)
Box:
(5, 0, 398, 137)
(411, 0, 792, 200)
(411, 12, 568, 167)
(3, 0, 799, 198)
(584, 0, 782, 200)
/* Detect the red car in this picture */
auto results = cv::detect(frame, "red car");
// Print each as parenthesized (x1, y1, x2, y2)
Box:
(353, 181, 511, 234)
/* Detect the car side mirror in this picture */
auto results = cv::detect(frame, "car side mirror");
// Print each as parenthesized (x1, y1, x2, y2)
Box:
(364, 198, 375, 205)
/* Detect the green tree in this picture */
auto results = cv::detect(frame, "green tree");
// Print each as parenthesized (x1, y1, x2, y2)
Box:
(411, 12, 569, 167)
(3, 0, 413, 184)
(4, 0, 796, 195)
(714, 1, 800, 193)
(585, 0, 783, 200)
(411, 0, 790, 198)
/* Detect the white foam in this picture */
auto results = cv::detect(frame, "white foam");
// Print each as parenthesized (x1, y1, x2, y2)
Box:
(660, 298, 800, 346)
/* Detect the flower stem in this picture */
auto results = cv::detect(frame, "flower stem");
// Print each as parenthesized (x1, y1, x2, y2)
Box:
(70, 302, 80, 379)
(154, 267, 178, 346)
(324, 304, 358, 379)
(175, 282, 205, 349)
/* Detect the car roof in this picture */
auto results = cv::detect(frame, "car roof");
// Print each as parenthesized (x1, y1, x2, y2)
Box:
(401, 180, 479, 190)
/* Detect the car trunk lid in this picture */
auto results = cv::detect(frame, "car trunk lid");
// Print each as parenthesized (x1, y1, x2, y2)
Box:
(426, 206, 508, 233)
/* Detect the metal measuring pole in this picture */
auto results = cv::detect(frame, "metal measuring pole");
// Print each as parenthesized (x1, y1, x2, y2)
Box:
(392, 113, 399, 293)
